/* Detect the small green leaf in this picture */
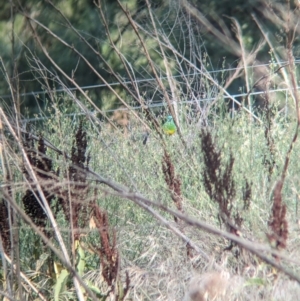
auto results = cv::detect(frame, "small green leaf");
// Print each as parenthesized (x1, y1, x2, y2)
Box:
(86, 280, 108, 299)
(245, 277, 265, 286)
(54, 269, 69, 301)
(76, 243, 86, 277)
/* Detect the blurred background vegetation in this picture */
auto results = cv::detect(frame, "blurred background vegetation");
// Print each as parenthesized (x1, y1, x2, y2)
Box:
(1, 0, 296, 117)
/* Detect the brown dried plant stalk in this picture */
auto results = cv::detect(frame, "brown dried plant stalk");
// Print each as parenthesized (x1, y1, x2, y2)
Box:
(58, 120, 91, 240)
(162, 150, 194, 257)
(93, 205, 118, 287)
(22, 133, 55, 232)
(201, 130, 244, 238)
(0, 198, 11, 253)
(162, 150, 184, 221)
(92, 204, 130, 300)
(267, 180, 288, 254)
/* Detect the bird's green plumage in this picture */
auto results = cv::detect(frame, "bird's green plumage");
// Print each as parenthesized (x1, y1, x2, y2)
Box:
(162, 116, 176, 135)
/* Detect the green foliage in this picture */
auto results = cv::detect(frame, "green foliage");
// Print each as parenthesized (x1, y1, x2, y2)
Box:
(54, 268, 69, 301)
(2, 0, 293, 117)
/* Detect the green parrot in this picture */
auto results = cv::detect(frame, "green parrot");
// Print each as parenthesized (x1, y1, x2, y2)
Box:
(162, 115, 176, 135)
